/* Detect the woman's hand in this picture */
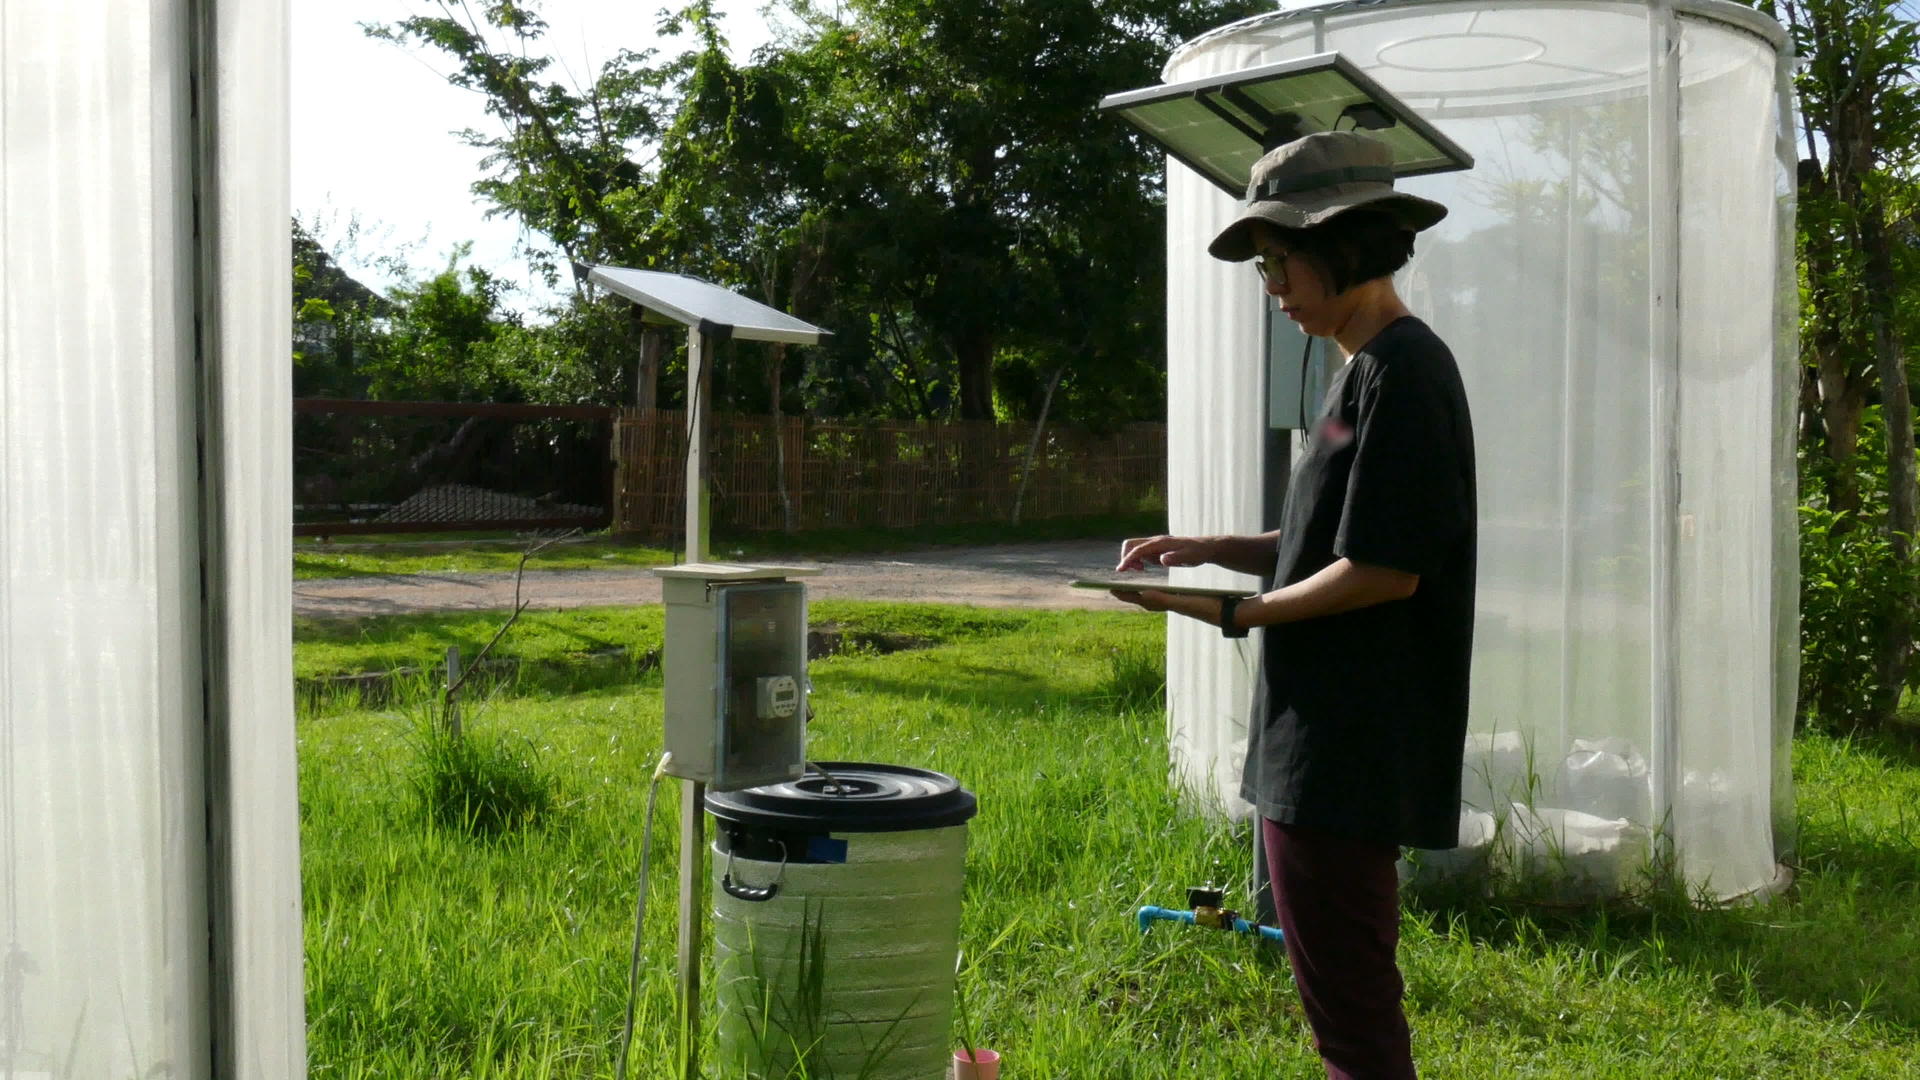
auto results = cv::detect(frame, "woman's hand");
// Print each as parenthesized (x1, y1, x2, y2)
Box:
(1116, 535, 1217, 572)
(1107, 588, 1175, 613)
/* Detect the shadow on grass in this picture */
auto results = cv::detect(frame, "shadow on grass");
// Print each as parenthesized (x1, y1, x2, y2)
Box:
(1824, 720, 1920, 769)
(514, 611, 658, 655)
(1405, 826, 1920, 1036)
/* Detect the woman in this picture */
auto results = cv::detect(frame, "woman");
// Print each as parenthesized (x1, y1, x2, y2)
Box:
(1113, 130, 1476, 1080)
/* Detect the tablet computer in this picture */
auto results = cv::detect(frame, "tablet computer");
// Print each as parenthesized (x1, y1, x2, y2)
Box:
(1069, 577, 1253, 598)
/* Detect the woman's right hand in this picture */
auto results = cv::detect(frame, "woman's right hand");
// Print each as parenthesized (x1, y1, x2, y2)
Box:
(1116, 535, 1217, 572)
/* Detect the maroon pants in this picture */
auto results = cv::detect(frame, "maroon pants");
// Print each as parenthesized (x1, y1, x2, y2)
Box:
(1262, 819, 1416, 1080)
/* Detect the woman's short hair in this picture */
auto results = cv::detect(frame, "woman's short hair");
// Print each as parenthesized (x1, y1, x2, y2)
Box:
(1273, 210, 1417, 296)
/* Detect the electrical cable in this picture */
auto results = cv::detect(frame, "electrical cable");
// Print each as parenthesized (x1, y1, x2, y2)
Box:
(806, 759, 849, 795)
(614, 751, 674, 1080)
(676, 334, 705, 567)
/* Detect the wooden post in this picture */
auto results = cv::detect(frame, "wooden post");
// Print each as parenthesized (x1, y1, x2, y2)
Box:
(677, 777, 705, 1080)
(770, 343, 797, 533)
(443, 646, 462, 739)
(637, 327, 662, 411)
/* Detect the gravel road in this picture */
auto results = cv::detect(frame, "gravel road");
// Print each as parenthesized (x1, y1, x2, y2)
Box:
(294, 539, 1136, 618)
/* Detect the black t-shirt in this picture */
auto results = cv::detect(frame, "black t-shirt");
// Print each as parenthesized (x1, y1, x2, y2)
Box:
(1242, 315, 1477, 850)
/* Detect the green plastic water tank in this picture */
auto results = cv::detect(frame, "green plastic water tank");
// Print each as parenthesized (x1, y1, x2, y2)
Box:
(707, 763, 978, 1080)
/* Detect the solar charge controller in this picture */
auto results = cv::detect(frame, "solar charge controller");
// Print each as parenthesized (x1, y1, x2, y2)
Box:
(655, 564, 815, 792)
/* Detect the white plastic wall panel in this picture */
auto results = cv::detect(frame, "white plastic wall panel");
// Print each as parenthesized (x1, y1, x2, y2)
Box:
(1163, 40, 1271, 819)
(206, 0, 305, 1073)
(0, 0, 302, 1075)
(2, 4, 209, 1075)
(1162, 0, 1791, 900)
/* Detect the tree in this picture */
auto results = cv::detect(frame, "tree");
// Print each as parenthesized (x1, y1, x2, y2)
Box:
(292, 218, 392, 399)
(363, 251, 521, 402)
(762, 0, 1267, 422)
(368, 1, 673, 284)
(377, 0, 1270, 426)
(1765, 0, 1920, 727)
(292, 220, 524, 403)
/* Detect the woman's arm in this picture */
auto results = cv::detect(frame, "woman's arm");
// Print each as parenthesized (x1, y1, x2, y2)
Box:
(1120, 557, 1417, 629)
(1116, 531, 1280, 579)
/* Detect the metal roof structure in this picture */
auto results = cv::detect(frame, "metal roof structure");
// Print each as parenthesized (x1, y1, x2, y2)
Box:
(578, 263, 829, 345)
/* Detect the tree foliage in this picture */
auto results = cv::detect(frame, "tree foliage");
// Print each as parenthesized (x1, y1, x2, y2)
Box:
(736, 0, 1268, 422)
(1763, 0, 1920, 728)
(367, 3, 671, 283)
(293, 218, 389, 399)
(293, 220, 529, 402)
(358, 0, 1267, 426)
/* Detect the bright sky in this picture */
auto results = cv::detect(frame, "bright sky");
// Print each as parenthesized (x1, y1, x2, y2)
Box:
(291, 0, 775, 316)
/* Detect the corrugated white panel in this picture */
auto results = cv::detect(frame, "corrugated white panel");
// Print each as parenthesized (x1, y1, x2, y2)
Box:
(1671, 21, 1788, 899)
(2, 3, 209, 1076)
(0, 0, 302, 1075)
(1162, 43, 1272, 820)
(206, 0, 305, 1072)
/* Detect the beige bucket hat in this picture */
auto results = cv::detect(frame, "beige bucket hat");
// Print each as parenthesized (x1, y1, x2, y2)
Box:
(1207, 130, 1448, 262)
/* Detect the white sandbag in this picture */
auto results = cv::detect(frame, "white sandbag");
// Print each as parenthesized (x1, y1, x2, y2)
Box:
(1558, 737, 1652, 826)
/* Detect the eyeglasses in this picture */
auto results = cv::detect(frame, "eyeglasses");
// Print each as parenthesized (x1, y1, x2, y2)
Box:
(1254, 251, 1291, 286)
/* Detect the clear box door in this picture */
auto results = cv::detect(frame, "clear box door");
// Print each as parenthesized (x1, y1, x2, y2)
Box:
(715, 582, 808, 789)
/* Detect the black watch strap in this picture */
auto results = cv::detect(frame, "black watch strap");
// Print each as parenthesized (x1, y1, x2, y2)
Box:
(1219, 594, 1249, 638)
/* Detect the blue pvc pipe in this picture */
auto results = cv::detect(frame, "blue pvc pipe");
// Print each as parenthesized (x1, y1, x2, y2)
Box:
(1136, 905, 1284, 943)
(1136, 905, 1194, 931)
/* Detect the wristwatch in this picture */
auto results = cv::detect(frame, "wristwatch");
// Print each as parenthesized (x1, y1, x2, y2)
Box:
(1219, 594, 1249, 638)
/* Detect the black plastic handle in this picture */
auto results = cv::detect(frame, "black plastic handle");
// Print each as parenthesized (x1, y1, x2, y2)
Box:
(722, 873, 780, 903)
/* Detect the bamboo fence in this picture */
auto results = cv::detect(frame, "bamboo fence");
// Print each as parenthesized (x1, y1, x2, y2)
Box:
(612, 410, 1166, 537)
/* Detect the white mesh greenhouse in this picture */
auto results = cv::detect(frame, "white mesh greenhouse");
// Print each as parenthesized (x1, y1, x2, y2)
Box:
(1, 1, 305, 1077)
(1157, 0, 1798, 901)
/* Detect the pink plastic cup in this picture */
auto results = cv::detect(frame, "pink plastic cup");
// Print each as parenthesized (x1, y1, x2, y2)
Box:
(953, 1048, 1001, 1080)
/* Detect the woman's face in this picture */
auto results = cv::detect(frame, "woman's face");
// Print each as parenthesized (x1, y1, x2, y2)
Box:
(1248, 221, 1345, 338)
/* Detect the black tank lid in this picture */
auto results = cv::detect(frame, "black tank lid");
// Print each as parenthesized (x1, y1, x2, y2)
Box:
(705, 762, 977, 833)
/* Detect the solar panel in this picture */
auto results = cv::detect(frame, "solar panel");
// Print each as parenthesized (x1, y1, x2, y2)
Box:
(1099, 52, 1474, 199)
(582, 265, 830, 345)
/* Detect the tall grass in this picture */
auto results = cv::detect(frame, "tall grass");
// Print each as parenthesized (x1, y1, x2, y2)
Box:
(406, 715, 558, 837)
(297, 608, 1920, 1078)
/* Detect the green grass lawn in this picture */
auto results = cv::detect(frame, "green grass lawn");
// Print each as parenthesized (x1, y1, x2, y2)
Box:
(292, 511, 1164, 581)
(295, 606, 1920, 1078)
(292, 601, 1040, 685)
(294, 536, 680, 580)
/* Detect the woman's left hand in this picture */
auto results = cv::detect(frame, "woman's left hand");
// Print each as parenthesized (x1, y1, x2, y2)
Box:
(1108, 588, 1175, 612)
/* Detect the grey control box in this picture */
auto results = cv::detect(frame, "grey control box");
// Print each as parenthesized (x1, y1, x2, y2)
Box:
(656, 564, 814, 791)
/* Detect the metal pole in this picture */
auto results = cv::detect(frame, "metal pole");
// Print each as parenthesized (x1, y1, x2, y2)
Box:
(1556, 116, 1582, 780)
(1769, 39, 1802, 869)
(677, 325, 713, 1077)
(686, 327, 711, 564)
(1252, 294, 1293, 927)
(1646, 0, 1684, 887)
(676, 778, 705, 1080)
